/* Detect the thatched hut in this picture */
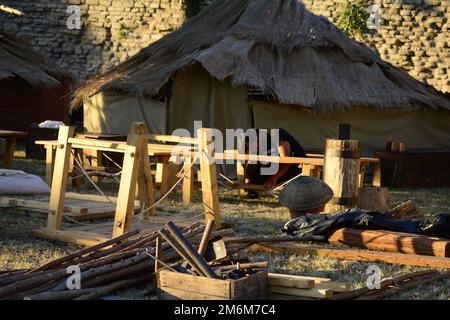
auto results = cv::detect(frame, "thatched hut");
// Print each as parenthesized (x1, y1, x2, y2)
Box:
(0, 31, 70, 131)
(74, 0, 450, 152)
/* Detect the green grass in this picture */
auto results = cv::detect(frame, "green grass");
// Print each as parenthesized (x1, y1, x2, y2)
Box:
(1, 154, 449, 299)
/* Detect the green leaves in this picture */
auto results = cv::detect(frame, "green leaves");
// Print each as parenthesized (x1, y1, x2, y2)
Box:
(337, 0, 370, 37)
(183, 0, 205, 19)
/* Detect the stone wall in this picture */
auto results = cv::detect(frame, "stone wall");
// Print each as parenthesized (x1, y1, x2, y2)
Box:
(0, 0, 185, 83)
(0, 0, 448, 93)
(301, 0, 449, 93)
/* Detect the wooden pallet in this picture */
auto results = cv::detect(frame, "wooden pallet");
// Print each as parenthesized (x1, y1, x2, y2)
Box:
(32, 211, 203, 247)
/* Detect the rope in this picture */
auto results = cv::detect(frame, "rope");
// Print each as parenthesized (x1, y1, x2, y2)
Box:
(144, 248, 179, 273)
(72, 151, 116, 204)
(102, 152, 123, 170)
(134, 151, 201, 218)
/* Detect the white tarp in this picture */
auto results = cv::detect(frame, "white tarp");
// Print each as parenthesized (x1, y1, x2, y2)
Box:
(0, 170, 50, 194)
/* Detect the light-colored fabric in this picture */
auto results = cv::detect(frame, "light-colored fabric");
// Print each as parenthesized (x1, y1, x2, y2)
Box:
(0, 170, 50, 194)
(252, 100, 450, 152)
(84, 92, 166, 134)
(169, 64, 252, 135)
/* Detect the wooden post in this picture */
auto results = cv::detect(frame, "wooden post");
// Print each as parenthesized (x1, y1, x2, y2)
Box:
(3, 136, 17, 168)
(47, 126, 75, 230)
(358, 187, 390, 212)
(112, 123, 147, 238)
(45, 145, 56, 186)
(372, 161, 382, 187)
(182, 155, 194, 205)
(324, 139, 361, 213)
(134, 124, 155, 217)
(197, 128, 221, 228)
(236, 162, 245, 195)
(156, 156, 170, 197)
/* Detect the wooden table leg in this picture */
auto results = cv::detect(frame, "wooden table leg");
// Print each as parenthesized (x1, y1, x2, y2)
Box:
(3, 137, 16, 168)
(236, 162, 245, 195)
(156, 156, 170, 197)
(182, 156, 195, 205)
(45, 145, 56, 186)
(372, 162, 382, 187)
(359, 163, 367, 188)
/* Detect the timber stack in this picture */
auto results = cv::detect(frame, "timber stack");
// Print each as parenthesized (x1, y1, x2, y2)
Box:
(0, 221, 233, 300)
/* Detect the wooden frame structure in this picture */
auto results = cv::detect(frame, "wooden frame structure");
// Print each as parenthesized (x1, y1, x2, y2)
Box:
(0, 130, 27, 168)
(32, 123, 222, 245)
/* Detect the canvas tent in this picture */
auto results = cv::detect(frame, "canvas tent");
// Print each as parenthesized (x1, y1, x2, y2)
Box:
(74, 0, 450, 153)
(0, 31, 70, 131)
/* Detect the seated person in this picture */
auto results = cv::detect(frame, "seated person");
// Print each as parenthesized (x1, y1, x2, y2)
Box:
(244, 128, 307, 196)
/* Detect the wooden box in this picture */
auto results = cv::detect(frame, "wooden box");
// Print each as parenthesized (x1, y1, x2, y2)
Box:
(157, 270, 268, 300)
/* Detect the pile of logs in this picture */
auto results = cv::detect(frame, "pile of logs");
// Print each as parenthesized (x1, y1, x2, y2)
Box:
(268, 273, 351, 300)
(0, 222, 234, 300)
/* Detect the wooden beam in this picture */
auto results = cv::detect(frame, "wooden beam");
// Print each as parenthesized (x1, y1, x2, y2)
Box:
(155, 156, 170, 197)
(328, 228, 450, 257)
(44, 146, 56, 186)
(3, 137, 17, 168)
(31, 228, 110, 247)
(147, 134, 198, 145)
(250, 243, 450, 269)
(197, 128, 221, 228)
(47, 126, 74, 230)
(112, 123, 146, 238)
(268, 286, 333, 299)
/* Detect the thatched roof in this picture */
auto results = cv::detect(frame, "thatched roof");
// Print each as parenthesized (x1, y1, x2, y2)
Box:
(73, 0, 450, 111)
(0, 30, 67, 88)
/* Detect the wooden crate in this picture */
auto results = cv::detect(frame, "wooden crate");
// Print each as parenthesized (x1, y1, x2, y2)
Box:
(157, 270, 268, 300)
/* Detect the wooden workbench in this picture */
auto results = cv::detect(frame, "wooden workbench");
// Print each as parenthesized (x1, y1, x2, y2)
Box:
(0, 130, 27, 168)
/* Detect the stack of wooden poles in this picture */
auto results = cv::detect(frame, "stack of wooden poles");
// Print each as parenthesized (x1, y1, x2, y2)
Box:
(0, 222, 233, 300)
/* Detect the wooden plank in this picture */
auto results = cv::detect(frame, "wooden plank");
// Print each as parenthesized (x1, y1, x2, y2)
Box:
(159, 286, 228, 300)
(315, 282, 351, 292)
(251, 243, 450, 269)
(158, 270, 230, 298)
(47, 126, 74, 230)
(65, 192, 141, 206)
(268, 275, 315, 289)
(147, 134, 198, 145)
(230, 271, 268, 300)
(214, 153, 324, 166)
(112, 123, 146, 238)
(0, 198, 87, 214)
(31, 228, 110, 247)
(328, 228, 450, 257)
(197, 128, 221, 228)
(268, 293, 312, 300)
(268, 286, 333, 299)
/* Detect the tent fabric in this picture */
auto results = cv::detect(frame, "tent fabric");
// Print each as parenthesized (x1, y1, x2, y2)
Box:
(252, 100, 450, 152)
(168, 64, 252, 136)
(83, 92, 166, 134)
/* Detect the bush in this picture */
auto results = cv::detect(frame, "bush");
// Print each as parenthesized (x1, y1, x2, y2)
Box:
(337, 0, 370, 37)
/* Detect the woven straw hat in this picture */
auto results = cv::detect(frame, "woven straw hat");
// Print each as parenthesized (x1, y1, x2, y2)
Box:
(279, 176, 334, 211)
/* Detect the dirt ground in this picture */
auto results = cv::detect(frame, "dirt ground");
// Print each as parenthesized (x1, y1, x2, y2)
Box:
(1, 153, 449, 300)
